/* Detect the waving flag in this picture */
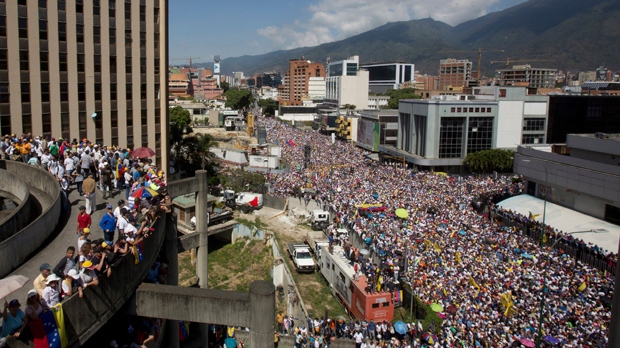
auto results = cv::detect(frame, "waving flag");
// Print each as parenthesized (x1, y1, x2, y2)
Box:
(52, 304, 68, 348)
(40, 309, 61, 348)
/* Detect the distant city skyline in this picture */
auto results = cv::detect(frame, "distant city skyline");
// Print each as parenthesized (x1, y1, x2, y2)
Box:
(169, 0, 527, 63)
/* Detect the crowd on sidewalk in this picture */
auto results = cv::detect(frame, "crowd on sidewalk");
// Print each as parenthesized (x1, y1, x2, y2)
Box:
(1, 133, 171, 348)
(259, 116, 614, 348)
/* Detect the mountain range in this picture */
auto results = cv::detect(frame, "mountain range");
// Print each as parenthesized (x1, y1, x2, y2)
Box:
(201, 0, 620, 77)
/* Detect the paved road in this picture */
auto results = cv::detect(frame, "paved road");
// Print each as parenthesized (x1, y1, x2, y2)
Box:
(6, 186, 124, 303)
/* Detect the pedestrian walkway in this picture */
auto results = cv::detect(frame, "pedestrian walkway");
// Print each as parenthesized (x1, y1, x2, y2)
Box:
(7, 188, 118, 302)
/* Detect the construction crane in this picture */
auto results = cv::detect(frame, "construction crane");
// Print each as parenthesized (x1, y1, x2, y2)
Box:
(439, 48, 505, 79)
(490, 58, 554, 67)
(171, 56, 201, 69)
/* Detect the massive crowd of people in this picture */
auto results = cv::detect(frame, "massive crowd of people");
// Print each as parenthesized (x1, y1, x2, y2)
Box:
(1, 133, 170, 348)
(259, 116, 614, 347)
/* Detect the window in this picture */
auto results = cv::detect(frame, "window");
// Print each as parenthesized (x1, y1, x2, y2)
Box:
(154, 58, 160, 74)
(0, 16, 6, 37)
(78, 83, 85, 101)
(154, 84, 160, 100)
(110, 83, 117, 100)
(109, 0, 116, 17)
(141, 109, 147, 125)
(499, 89, 507, 98)
(79, 111, 87, 130)
(21, 83, 30, 103)
(126, 83, 132, 100)
(475, 108, 480, 112)
(109, 28, 116, 45)
(109, 56, 117, 74)
(58, 22, 67, 42)
(522, 134, 545, 144)
(60, 83, 68, 101)
(439, 117, 465, 159)
(0, 49, 8, 70)
(140, 83, 146, 99)
(93, 26, 100, 44)
(42, 114, 51, 133)
(111, 110, 118, 127)
(139, 4, 145, 21)
(467, 117, 493, 154)
(76, 24, 84, 43)
(154, 32, 159, 49)
(19, 51, 28, 71)
(154, 7, 159, 23)
(141, 134, 148, 147)
(125, 2, 131, 20)
(487, 107, 491, 113)
(75, 0, 83, 14)
(450, 107, 455, 113)
(59, 53, 67, 71)
(154, 107, 160, 123)
(125, 29, 132, 46)
(140, 58, 146, 74)
(522, 118, 546, 131)
(94, 55, 101, 73)
(126, 109, 133, 126)
(94, 83, 102, 100)
(371, 303, 379, 309)
(18, 0, 27, 6)
(125, 57, 132, 73)
(77, 54, 85, 72)
(39, 20, 47, 40)
(93, 0, 100, 15)
(140, 32, 146, 48)
(18, 18, 28, 39)
(469, 107, 474, 112)
(58, 0, 66, 11)
(60, 112, 69, 132)
(39, 0, 47, 8)
(41, 83, 50, 102)
(22, 114, 32, 134)
(0, 83, 9, 103)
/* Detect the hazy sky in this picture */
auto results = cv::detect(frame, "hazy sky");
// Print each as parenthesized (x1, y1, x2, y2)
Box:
(169, 0, 527, 63)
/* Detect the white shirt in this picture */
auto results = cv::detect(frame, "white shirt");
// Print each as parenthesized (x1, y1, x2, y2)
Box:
(117, 216, 129, 231)
(114, 206, 124, 220)
(64, 157, 75, 171)
(41, 285, 59, 307)
(354, 332, 364, 344)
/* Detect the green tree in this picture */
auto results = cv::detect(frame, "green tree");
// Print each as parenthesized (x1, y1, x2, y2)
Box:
(463, 149, 514, 173)
(170, 106, 192, 129)
(386, 88, 421, 109)
(257, 98, 279, 116)
(220, 169, 267, 194)
(169, 125, 219, 179)
(220, 81, 230, 93)
(224, 88, 254, 109)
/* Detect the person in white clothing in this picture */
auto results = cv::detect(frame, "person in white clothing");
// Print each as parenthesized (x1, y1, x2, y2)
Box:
(41, 274, 61, 308)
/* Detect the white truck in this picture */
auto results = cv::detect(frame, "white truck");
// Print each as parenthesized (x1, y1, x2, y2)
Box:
(286, 243, 316, 273)
(305, 231, 330, 261)
(222, 189, 264, 214)
(310, 210, 330, 231)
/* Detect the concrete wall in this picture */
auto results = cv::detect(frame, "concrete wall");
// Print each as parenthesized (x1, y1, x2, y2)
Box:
(263, 195, 286, 211)
(7, 214, 168, 348)
(0, 160, 61, 278)
(272, 238, 309, 327)
(0, 166, 31, 243)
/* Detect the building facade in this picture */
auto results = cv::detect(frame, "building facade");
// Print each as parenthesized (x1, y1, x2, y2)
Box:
(547, 95, 620, 143)
(359, 62, 415, 94)
(514, 134, 620, 225)
(324, 55, 369, 109)
(278, 58, 325, 106)
(496, 65, 557, 89)
(0, 0, 169, 166)
(395, 86, 548, 169)
(439, 59, 473, 91)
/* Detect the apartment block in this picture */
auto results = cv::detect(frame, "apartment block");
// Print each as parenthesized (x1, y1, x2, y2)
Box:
(439, 59, 473, 91)
(278, 58, 325, 106)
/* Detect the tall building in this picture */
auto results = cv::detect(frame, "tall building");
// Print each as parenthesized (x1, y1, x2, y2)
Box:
(439, 59, 473, 91)
(547, 95, 620, 143)
(496, 65, 557, 89)
(324, 55, 368, 109)
(0, 0, 169, 166)
(359, 62, 415, 94)
(278, 58, 325, 106)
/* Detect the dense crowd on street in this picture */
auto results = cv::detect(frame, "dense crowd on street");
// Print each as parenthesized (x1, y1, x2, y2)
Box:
(1, 133, 170, 348)
(259, 116, 614, 348)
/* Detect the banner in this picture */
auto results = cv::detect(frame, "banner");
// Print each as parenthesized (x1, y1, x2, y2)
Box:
(52, 304, 68, 348)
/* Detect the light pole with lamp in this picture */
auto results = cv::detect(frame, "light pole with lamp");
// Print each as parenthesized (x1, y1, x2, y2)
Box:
(521, 159, 549, 247)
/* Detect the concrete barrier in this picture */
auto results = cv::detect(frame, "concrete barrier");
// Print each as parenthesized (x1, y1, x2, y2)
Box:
(6, 213, 169, 348)
(0, 166, 31, 243)
(0, 160, 61, 278)
(264, 195, 286, 210)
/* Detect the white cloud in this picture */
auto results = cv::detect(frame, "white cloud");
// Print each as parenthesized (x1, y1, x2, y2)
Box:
(257, 0, 503, 50)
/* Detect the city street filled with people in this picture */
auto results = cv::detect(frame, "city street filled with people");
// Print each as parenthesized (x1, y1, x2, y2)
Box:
(259, 116, 614, 348)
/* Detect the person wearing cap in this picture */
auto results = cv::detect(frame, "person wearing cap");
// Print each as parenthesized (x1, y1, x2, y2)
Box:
(24, 289, 45, 321)
(83, 173, 97, 214)
(2, 299, 26, 339)
(77, 205, 92, 235)
(33, 263, 52, 296)
(78, 228, 91, 250)
(100, 204, 117, 242)
(41, 274, 61, 307)
(79, 260, 99, 288)
(61, 269, 84, 300)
